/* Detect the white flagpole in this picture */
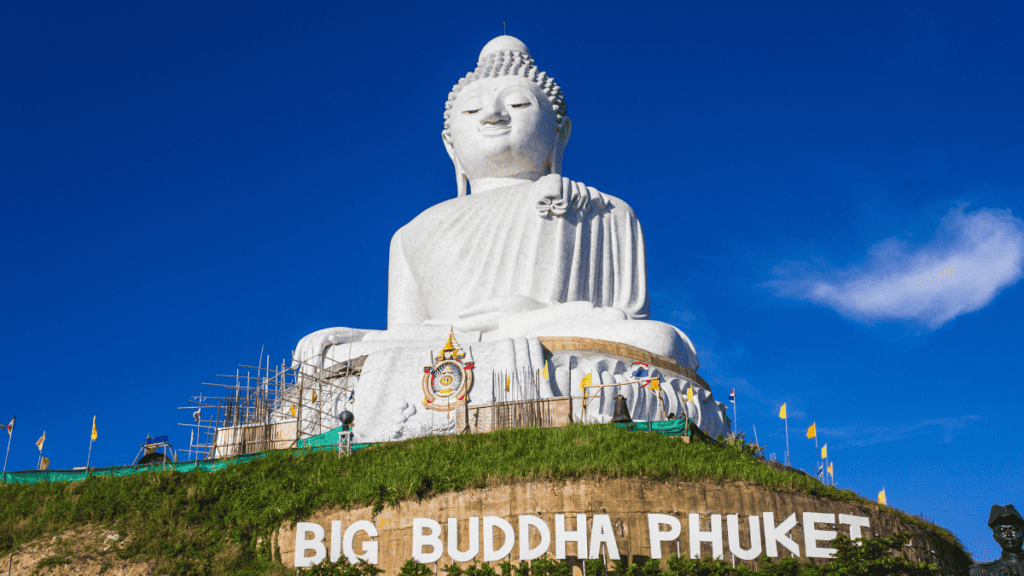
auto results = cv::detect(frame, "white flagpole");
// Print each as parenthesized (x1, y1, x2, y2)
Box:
(813, 425, 820, 480)
(784, 416, 790, 466)
(86, 416, 95, 473)
(2, 418, 13, 481)
(733, 395, 738, 436)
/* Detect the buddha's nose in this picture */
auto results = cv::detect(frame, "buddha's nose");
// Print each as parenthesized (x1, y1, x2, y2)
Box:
(481, 104, 509, 124)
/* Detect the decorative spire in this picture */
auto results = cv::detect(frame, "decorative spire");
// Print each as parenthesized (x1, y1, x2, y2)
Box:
(439, 327, 459, 356)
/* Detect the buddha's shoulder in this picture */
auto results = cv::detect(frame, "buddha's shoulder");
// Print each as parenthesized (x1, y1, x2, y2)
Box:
(391, 195, 475, 242)
(571, 180, 637, 218)
(398, 195, 480, 229)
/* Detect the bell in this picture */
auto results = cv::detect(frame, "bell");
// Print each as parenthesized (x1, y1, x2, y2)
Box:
(611, 394, 633, 424)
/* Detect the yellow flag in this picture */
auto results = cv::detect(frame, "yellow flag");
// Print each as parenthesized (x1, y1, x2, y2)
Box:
(505, 376, 510, 392)
(685, 386, 694, 401)
(821, 444, 827, 459)
(542, 361, 550, 381)
(36, 431, 45, 451)
(579, 372, 592, 391)
(779, 403, 787, 419)
(39, 457, 50, 470)
(806, 422, 816, 439)
(289, 405, 296, 417)
(649, 378, 661, 392)
(91, 415, 98, 442)
(311, 390, 318, 404)
(827, 462, 833, 475)
(878, 488, 887, 505)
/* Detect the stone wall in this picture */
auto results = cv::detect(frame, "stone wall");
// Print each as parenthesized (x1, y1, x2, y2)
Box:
(276, 478, 964, 574)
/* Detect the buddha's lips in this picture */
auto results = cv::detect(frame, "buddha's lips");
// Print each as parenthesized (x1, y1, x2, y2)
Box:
(479, 126, 511, 135)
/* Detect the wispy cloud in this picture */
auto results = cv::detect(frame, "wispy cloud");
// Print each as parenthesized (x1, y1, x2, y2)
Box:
(768, 206, 1024, 329)
(822, 415, 981, 447)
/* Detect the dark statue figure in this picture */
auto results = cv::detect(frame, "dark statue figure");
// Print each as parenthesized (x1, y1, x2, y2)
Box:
(970, 505, 1024, 576)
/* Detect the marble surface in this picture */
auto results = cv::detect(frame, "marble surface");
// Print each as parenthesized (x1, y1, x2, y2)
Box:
(285, 35, 720, 440)
(288, 338, 730, 443)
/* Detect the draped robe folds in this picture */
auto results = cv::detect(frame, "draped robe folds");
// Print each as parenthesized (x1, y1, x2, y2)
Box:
(387, 178, 650, 328)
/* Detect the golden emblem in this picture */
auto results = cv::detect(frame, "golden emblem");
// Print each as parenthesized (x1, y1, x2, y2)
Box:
(422, 329, 474, 412)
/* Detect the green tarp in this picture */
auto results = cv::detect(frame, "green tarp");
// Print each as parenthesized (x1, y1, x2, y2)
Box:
(2, 430, 371, 486)
(615, 419, 692, 436)
(297, 424, 370, 451)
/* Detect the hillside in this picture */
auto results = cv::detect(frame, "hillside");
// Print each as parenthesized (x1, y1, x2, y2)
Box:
(0, 425, 969, 575)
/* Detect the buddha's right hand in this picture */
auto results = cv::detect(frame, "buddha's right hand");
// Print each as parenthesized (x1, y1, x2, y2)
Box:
(533, 174, 605, 217)
(533, 174, 568, 217)
(291, 327, 368, 371)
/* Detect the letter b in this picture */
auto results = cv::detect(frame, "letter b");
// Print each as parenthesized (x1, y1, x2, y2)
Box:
(413, 518, 444, 563)
(295, 522, 327, 568)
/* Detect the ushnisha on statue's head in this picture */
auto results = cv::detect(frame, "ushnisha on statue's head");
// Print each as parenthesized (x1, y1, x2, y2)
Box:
(442, 35, 572, 196)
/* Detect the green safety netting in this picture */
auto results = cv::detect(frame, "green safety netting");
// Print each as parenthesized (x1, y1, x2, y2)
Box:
(296, 424, 371, 451)
(2, 433, 370, 486)
(3, 422, 699, 486)
(615, 419, 692, 436)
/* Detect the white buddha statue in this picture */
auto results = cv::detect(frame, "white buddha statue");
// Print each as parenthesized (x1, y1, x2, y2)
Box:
(295, 35, 698, 372)
(286, 36, 732, 441)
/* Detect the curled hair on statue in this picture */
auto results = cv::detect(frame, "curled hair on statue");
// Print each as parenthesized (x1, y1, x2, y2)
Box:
(442, 49, 568, 137)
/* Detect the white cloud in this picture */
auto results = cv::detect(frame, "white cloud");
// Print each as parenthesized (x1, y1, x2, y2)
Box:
(769, 206, 1024, 328)
(822, 415, 980, 447)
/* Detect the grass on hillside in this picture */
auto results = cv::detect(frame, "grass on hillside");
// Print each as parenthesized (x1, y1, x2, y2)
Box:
(0, 424, 961, 576)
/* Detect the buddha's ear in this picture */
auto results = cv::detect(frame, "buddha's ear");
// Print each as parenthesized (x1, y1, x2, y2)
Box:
(442, 131, 468, 197)
(549, 116, 572, 176)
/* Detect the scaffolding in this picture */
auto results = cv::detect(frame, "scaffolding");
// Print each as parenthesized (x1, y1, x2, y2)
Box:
(179, 350, 363, 460)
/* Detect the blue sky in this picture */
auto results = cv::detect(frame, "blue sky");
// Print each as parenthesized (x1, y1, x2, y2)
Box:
(2, 0, 1022, 563)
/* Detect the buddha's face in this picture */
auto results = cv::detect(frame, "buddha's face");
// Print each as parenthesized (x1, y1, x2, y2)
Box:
(446, 75, 559, 181)
(994, 523, 1024, 551)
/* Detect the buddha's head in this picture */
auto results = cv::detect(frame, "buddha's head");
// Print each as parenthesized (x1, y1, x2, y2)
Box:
(443, 36, 571, 195)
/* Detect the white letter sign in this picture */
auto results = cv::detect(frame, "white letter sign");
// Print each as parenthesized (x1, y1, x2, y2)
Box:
(726, 515, 762, 561)
(647, 514, 681, 559)
(483, 517, 516, 561)
(839, 514, 871, 540)
(412, 518, 443, 564)
(688, 513, 723, 559)
(295, 522, 327, 568)
(763, 512, 800, 557)
(448, 517, 480, 562)
(344, 520, 380, 564)
(589, 515, 620, 560)
(555, 514, 588, 559)
(803, 513, 837, 559)
(519, 515, 551, 561)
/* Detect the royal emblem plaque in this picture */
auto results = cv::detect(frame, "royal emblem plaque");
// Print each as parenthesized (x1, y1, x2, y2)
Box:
(422, 330, 474, 412)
